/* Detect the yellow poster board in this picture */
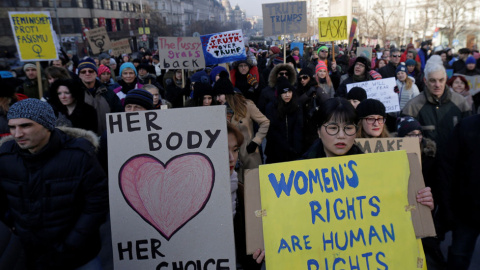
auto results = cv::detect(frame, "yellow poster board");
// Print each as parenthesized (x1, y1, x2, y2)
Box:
(259, 151, 422, 269)
(8, 11, 59, 61)
(318, 16, 348, 42)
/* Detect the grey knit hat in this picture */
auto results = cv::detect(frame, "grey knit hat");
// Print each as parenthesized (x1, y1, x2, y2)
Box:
(7, 99, 56, 131)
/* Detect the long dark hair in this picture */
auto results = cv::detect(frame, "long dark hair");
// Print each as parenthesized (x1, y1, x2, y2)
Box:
(276, 90, 299, 119)
(48, 79, 84, 115)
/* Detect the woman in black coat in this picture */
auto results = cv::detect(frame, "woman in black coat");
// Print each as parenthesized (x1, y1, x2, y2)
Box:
(48, 79, 98, 133)
(264, 77, 303, 163)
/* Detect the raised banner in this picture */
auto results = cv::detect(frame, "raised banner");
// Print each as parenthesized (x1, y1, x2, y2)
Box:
(85, 26, 111, 54)
(346, 77, 400, 113)
(8, 11, 59, 61)
(111, 39, 132, 57)
(158, 37, 205, 69)
(200, 30, 246, 65)
(348, 18, 358, 51)
(318, 16, 348, 42)
(262, 1, 307, 36)
(259, 151, 421, 269)
(107, 107, 236, 269)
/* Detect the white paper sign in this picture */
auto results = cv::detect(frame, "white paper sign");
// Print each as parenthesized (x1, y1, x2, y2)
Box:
(107, 106, 236, 269)
(347, 77, 400, 112)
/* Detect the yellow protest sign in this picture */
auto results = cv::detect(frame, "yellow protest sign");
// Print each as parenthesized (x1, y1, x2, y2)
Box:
(8, 11, 59, 61)
(318, 16, 348, 42)
(259, 151, 422, 269)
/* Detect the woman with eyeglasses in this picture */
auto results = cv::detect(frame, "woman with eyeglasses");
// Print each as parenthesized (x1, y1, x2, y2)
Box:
(355, 99, 390, 138)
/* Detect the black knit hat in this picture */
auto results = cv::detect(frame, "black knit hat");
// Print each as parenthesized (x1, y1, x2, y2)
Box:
(298, 67, 314, 78)
(124, 89, 153, 110)
(193, 82, 215, 99)
(354, 56, 371, 71)
(213, 71, 235, 96)
(276, 76, 294, 94)
(396, 116, 422, 137)
(356, 99, 386, 118)
(347, 87, 367, 101)
(0, 76, 16, 98)
(8, 99, 56, 131)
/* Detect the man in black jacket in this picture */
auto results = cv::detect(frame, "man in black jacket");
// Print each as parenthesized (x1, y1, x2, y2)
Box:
(0, 99, 108, 270)
(378, 48, 402, 78)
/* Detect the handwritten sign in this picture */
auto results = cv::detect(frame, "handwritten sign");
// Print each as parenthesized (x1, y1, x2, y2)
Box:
(85, 27, 111, 55)
(200, 30, 246, 66)
(158, 37, 205, 69)
(454, 73, 480, 96)
(318, 16, 348, 42)
(347, 77, 400, 113)
(355, 137, 421, 166)
(111, 39, 132, 57)
(262, 1, 307, 36)
(259, 151, 421, 269)
(107, 107, 236, 269)
(8, 11, 59, 61)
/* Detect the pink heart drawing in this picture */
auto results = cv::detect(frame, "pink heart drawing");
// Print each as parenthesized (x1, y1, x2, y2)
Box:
(119, 153, 215, 240)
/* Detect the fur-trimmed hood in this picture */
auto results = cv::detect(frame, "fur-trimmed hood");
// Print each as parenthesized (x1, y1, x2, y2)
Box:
(0, 126, 100, 150)
(268, 64, 297, 88)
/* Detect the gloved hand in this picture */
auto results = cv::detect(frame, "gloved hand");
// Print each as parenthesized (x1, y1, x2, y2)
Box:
(246, 141, 259, 154)
(247, 74, 258, 87)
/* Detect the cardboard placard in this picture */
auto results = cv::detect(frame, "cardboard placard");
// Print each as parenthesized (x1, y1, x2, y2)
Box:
(158, 37, 205, 69)
(262, 1, 307, 36)
(200, 30, 246, 65)
(346, 77, 400, 113)
(85, 27, 111, 55)
(111, 39, 132, 57)
(357, 47, 373, 61)
(318, 16, 348, 42)
(259, 151, 421, 269)
(8, 11, 59, 61)
(107, 107, 236, 269)
(454, 73, 480, 96)
(355, 137, 421, 167)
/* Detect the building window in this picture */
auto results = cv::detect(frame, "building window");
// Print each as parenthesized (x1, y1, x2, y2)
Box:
(111, 1, 118, 10)
(18, 0, 30, 7)
(120, 2, 127, 11)
(103, 0, 111, 9)
(93, 0, 101, 8)
(78, 0, 92, 8)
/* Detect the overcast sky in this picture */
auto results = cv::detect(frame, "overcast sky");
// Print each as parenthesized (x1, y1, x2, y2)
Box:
(229, 0, 281, 17)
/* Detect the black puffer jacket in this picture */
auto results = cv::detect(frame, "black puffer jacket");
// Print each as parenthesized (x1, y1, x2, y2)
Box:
(0, 127, 108, 270)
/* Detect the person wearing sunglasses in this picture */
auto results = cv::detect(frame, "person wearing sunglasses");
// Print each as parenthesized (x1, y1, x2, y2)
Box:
(378, 48, 402, 79)
(317, 45, 341, 89)
(258, 63, 296, 113)
(355, 98, 390, 138)
(78, 58, 122, 135)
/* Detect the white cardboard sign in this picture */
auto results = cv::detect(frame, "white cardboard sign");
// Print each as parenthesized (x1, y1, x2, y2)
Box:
(107, 106, 236, 269)
(347, 77, 400, 112)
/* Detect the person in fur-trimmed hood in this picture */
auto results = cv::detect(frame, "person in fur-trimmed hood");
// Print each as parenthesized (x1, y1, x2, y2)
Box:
(0, 99, 108, 270)
(257, 63, 296, 113)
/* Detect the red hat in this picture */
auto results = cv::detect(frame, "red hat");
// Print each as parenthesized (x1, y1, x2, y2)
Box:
(270, 46, 280, 54)
(97, 65, 111, 77)
(315, 61, 327, 74)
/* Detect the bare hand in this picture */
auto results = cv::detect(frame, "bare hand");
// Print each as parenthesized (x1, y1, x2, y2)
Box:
(253, 249, 265, 264)
(417, 187, 434, 210)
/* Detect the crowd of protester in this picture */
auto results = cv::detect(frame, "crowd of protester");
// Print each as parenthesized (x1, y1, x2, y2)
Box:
(0, 40, 479, 270)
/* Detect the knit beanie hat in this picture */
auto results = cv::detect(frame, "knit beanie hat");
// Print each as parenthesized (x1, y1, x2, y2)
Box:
(396, 64, 407, 74)
(193, 82, 215, 99)
(356, 98, 386, 118)
(119, 62, 137, 76)
(369, 70, 382, 80)
(347, 87, 367, 102)
(317, 46, 328, 54)
(7, 99, 56, 131)
(137, 63, 150, 72)
(77, 58, 98, 74)
(292, 55, 299, 61)
(466, 56, 476, 65)
(110, 58, 117, 65)
(210, 66, 228, 83)
(213, 71, 235, 95)
(190, 70, 210, 84)
(298, 67, 314, 78)
(396, 116, 422, 137)
(124, 89, 153, 110)
(354, 56, 370, 70)
(405, 59, 417, 67)
(270, 46, 280, 54)
(458, 48, 470, 54)
(97, 65, 111, 77)
(276, 76, 294, 94)
(23, 63, 36, 72)
(292, 46, 300, 52)
(315, 61, 327, 74)
(273, 56, 284, 65)
(98, 53, 110, 62)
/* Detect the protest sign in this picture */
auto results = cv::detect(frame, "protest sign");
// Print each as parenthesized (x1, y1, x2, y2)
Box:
(318, 16, 348, 42)
(107, 106, 236, 269)
(200, 30, 246, 65)
(8, 11, 59, 61)
(348, 18, 358, 51)
(158, 37, 205, 69)
(85, 27, 111, 54)
(111, 39, 132, 57)
(262, 1, 307, 36)
(259, 151, 422, 269)
(290, 42, 304, 56)
(357, 47, 372, 61)
(347, 77, 400, 113)
(454, 73, 480, 96)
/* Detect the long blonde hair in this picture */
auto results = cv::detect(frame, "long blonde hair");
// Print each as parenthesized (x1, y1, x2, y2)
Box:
(315, 70, 333, 87)
(225, 93, 247, 121)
